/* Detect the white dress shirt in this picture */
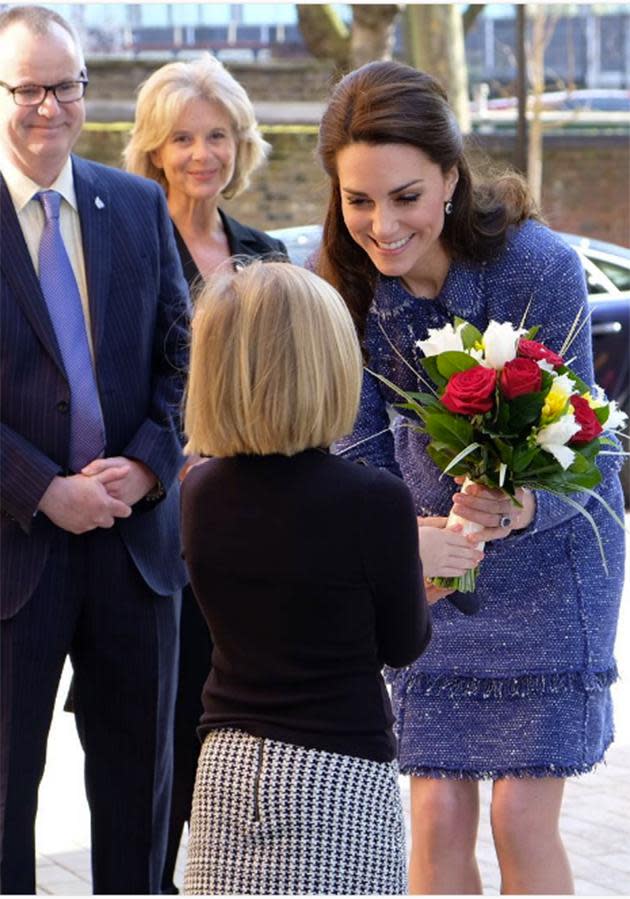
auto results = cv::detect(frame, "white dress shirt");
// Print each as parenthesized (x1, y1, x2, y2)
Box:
(0, 155, 94, 357)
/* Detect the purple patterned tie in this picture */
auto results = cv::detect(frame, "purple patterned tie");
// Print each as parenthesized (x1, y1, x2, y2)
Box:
(36, 190, 105, 472)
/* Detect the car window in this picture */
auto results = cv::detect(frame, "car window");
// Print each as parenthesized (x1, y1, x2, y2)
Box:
(579, 253, 618, 293)
(596, 259, 630, 291)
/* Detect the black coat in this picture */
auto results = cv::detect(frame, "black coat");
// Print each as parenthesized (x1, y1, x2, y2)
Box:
(173, 209, 287, 291)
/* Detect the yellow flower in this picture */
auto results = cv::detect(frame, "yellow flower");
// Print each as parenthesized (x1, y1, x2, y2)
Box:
(581, 390, 606, 410)
(540, 374, 574, 423)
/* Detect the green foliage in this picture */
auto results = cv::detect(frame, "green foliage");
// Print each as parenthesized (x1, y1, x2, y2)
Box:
(436, 351, 479, 379)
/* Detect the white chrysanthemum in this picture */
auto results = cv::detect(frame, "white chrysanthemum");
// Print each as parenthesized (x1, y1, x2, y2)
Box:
(552, 372, 578, 397)
(607, 399, 628, 431)
(482, 320, 527, 370)
(535, 412, 582, 469)
(416, 322, 465, 357)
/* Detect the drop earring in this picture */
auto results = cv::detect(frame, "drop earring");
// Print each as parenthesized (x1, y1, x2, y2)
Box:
(444, 200, 453, 215)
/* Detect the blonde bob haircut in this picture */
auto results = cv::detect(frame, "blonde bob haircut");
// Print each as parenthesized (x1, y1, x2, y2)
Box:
(184, 261, 363, 457)
(123, 53, 269, 198)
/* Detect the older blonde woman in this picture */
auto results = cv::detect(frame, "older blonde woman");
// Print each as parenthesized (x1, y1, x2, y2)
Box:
(181, 260, 431, 894)
(125, 52, 285, 285)
(125, 55, 286, 892)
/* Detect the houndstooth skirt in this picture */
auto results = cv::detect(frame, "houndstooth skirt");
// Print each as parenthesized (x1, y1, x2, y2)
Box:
(184, 728, 406, 895)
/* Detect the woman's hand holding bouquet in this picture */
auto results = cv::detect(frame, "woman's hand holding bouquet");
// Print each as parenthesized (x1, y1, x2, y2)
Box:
(373, 315, 628, 594)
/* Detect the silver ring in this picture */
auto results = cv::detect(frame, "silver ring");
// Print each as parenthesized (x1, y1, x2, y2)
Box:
(499, 514, 512, 529)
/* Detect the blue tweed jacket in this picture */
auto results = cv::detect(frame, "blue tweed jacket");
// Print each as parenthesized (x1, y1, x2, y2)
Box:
(337, 219, 625, 704)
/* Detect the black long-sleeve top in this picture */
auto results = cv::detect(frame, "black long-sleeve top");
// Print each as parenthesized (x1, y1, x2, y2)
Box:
(181, 449, 431, 762)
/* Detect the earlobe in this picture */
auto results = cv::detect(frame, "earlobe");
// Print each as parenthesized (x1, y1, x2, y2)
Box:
(150, 148, 162, 169)
(446, 166, 459, 199)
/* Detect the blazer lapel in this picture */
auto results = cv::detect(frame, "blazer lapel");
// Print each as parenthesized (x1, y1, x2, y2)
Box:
(0, 174, 66, 376)
(72, 156, 111, 360)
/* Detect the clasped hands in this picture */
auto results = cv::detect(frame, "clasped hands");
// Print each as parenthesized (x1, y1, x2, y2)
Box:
(38, 456, 157, 535)
(418, 481, 536, 605)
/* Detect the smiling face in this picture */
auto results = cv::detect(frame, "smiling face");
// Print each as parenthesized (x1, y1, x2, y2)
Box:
(337, 142, 459, 297)
(151, 97, 237, 207)
(0, 21, 85, 185)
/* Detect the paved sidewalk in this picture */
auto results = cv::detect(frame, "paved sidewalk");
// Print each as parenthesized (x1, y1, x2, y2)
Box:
(35, 534, 630, 896)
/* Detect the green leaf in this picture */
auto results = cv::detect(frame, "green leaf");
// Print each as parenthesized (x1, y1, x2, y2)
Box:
(419, 356, 447, 389)
(424, 412, 474, 450)
(441, 442, 482, 477)
(507, 390, 546, 431)
(524, 325, 541, 340)
(459, 322, 483, 350)
(394, 402, 429, 420)
(594, 405, 610, 425)
(405, 391, 443, 409)
(426, 445, 468, 475)
(512, 444, 541, 472)
(491, 437, 514, 466)
(435, 351, 479, 379)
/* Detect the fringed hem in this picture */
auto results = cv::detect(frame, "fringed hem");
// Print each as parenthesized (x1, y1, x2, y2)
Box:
(400, 752, 612, 782)
(386, 664, 618, 700)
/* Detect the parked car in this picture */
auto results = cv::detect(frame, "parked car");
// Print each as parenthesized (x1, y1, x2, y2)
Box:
(270, 224, 629, 503)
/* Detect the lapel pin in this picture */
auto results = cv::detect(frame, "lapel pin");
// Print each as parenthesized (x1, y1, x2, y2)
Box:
(94, 196, 105, 210)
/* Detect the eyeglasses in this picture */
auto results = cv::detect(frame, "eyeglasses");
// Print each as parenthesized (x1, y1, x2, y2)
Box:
(0, 78, 88, 107)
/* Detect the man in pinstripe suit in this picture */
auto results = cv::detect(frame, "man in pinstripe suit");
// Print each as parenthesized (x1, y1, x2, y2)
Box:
(0, 6, 190, 893)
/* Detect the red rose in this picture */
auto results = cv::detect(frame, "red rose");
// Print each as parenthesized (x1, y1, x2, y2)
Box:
(441, 365, 497, 415)
(518, 338, 564, 368)
(500, 357, 542, 400)
(569, 394, 603, 444)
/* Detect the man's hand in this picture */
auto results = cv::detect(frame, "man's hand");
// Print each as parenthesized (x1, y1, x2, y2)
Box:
(38, 471, 132, 534)
(81, 457, 158, 506)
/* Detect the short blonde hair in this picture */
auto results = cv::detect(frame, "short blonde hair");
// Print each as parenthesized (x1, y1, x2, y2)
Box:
(123, 54, 269, 198)
(184, 261, 363, 457)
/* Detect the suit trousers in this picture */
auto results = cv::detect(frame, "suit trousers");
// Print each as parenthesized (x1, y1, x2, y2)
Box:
(0, 525, 180, 895)
(161, 585, 212, 893)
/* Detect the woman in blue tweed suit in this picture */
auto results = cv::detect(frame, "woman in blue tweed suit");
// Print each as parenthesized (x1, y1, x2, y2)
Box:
(315, 60, 626, 894)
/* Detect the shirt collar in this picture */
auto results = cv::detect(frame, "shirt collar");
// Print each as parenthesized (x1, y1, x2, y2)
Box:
(0, 155, 77, 214)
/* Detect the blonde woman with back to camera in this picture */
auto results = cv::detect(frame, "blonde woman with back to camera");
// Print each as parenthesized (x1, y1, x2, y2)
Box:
(124, 55, 287, 892)
(181, 260, 432, 895)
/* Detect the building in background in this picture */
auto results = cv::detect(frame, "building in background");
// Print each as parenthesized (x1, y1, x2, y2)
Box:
(3, 3, 627, 92)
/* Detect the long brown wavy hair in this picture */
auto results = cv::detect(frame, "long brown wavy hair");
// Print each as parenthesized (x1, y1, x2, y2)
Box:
(316, 60, 541, 340)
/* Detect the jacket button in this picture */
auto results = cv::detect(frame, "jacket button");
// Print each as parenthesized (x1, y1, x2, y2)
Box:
(56, 400, 69, 413)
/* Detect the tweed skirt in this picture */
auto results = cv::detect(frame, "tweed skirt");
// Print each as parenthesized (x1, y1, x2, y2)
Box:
(184, 728, 406, 895)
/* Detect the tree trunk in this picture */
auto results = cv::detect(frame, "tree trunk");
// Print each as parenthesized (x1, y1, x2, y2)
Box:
(296, 4, 350, 70)
(527, 6, 559, 206)
(405, 5, 471, 133)
(528, 8, 545, 206)
(350, 4, 402, 68)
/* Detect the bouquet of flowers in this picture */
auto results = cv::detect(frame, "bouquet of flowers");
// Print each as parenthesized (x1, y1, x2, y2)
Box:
(373, 316, 628, 592)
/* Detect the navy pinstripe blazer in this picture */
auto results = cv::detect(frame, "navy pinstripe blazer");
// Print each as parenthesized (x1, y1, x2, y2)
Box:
(0, 156, 191, 619)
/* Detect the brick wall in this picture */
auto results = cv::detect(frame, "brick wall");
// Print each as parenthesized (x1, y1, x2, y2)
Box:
(85, 57, 335, 102)
(76, 124, 629, 247)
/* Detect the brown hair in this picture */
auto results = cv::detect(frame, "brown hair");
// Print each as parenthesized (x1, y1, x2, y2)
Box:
(316, 60, 539, 339)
